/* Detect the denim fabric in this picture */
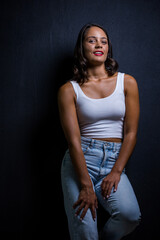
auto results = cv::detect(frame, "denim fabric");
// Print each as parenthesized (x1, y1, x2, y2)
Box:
(61, 136, 141, 240)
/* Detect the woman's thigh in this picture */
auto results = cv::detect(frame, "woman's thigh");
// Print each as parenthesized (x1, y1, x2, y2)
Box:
(95, 173, 141, 222)
(61, 150, 98, 240)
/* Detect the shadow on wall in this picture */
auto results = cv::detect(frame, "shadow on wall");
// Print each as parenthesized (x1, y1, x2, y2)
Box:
(25, 54, 74, 239)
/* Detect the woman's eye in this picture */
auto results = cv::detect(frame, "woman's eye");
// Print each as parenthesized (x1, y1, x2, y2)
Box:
(88, 39, 107, 44)
(88, 39, 95, 43)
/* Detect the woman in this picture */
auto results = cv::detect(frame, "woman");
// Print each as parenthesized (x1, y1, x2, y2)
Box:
(58, 23, 141, 240)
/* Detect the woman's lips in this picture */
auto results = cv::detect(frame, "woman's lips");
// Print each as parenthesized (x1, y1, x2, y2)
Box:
(93, 51, 104, 56)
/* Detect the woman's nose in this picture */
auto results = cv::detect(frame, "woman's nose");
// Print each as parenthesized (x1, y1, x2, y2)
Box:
(95, 41, 102, 48)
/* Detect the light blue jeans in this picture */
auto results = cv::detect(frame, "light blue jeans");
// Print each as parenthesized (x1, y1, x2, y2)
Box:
(61, 136, 141, 240)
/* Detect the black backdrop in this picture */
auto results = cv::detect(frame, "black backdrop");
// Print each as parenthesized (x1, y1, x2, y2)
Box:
(1, 0, 160, 239)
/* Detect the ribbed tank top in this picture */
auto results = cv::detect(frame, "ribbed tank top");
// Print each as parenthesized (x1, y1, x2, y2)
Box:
(70, 72, 126, 139)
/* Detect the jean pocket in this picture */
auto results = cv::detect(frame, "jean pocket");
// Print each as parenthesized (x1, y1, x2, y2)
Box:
(115, 148, 121, 160)
(109, 148, 120, 162)
(81, 144, 90, 154)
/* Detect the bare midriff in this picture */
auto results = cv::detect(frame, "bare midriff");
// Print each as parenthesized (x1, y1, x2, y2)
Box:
(93, 138, 122, 143)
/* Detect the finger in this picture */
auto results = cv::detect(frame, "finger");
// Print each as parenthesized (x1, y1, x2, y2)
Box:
(73, 199, 82, 209)
(91, 205, 96, 221)
(106, 183, 114, 198)
(101, 180, 106, 191)
(95, 198, 98, 209)
(102, 188, 107, 198)
(102, 182, 110, 198)
(101, 180, 104, 189)
(101, 180, 107, 195)
(80, 205, 89, 220)
(75, 202, 85, 216)
(114, 181, 118, 192)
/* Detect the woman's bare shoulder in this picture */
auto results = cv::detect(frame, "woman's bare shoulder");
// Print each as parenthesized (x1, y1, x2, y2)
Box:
(124, 73, 137, 84)
(58, 81, 75, 101)
(124, 73, 138, 92)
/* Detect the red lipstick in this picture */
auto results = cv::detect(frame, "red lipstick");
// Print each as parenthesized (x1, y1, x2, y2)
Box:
(93, 51, 104, 56)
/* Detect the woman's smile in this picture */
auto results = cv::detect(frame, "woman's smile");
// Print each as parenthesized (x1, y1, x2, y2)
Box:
(93, 51, 104, 56)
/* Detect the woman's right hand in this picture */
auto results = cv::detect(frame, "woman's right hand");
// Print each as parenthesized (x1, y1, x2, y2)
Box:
(73, 186, 98, 221)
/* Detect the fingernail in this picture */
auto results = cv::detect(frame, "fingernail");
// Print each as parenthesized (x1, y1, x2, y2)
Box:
(107, 195, 109, 198)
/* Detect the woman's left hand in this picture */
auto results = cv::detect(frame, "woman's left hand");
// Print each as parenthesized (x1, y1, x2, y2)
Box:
(101, 171, 121, 199)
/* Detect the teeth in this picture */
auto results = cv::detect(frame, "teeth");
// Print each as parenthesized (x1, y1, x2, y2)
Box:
(94, 52, 103, 54)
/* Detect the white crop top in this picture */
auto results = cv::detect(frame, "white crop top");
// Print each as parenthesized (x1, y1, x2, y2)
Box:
(70, 72, 126, 139)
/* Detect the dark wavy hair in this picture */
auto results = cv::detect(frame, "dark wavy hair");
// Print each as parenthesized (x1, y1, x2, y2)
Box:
(72, 23, 119, 85)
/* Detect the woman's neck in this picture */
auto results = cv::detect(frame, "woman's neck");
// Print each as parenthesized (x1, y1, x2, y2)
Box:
(87, 64, 108, 81)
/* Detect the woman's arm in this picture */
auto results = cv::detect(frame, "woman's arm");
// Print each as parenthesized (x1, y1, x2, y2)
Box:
(101, 74, 140, 198)
(58, 82, 98, 220)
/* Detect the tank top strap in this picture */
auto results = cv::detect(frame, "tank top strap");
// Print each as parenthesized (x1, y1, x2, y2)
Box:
(117, 72, 125, 93)
(70, 80, 79, 99)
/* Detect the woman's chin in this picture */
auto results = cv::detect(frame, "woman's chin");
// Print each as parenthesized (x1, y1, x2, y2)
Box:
(87, 60, 105, 67)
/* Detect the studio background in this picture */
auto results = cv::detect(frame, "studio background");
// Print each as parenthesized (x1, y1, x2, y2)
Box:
(1, 0, 160, 239)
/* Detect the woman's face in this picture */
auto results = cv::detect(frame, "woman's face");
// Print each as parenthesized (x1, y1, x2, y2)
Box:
(83, 26, 109, 66)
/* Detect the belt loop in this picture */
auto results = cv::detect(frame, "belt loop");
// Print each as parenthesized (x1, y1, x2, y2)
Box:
(90, 138, 94, 148)
(113, 143, 116, 152)
(112, 142, 114, 152)
(102, 144, 106, 166)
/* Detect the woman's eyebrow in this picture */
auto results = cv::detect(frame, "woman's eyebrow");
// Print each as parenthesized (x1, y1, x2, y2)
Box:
(87, 36, 108, 40)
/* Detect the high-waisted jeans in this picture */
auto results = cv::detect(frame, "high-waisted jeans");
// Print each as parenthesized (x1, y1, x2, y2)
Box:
(61, 136, 141, 240)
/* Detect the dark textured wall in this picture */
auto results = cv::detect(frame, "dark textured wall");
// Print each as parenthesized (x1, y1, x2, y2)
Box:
(1, 0, 160, 239)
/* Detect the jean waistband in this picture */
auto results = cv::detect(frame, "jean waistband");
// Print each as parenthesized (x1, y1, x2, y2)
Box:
(81, 136, 122, 151)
